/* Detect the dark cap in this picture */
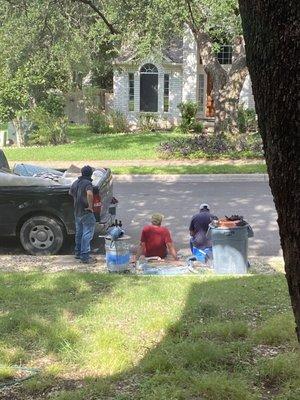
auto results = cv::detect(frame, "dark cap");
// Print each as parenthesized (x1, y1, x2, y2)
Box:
(81, 165, 93, 177)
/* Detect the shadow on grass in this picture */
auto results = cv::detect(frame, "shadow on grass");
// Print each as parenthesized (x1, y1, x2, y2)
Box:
(0, 273, 298, 400)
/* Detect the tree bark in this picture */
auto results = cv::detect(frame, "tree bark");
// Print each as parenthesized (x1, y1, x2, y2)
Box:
(193, 29, 248, 134)
(239, 0, 300, 342)
(12, 116, 26, 147)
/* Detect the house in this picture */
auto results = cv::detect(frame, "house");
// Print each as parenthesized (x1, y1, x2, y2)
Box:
(112, 28, 254, 128)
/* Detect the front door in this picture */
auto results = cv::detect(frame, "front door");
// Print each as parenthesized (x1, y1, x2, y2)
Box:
(140, 74, 158, 112)
(206, 73, 215, 117)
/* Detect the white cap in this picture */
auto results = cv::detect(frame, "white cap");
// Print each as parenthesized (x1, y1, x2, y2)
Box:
(200, 203, 210, 211)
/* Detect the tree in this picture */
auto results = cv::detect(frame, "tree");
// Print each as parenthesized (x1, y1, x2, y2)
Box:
(238, 0, 300, 342)
(75, 0, 248, 134)
(0, 0, 102, 145)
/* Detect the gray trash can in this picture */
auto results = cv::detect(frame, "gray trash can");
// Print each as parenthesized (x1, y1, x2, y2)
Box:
(209, 224, 253, 274)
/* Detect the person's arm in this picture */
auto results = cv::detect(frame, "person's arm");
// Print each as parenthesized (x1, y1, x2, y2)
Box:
(136, 242, 146, 260)
(166, 242, 178, 260)
(86, 189, 94, 212)
(189, 218, 195, 236)
(165, 229, 178, 260)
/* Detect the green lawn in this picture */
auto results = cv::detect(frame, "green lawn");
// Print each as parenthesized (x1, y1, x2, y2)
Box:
(4, 126, 186, 162)
(0, 272, 299, 400)
(112, 164, 267, 174)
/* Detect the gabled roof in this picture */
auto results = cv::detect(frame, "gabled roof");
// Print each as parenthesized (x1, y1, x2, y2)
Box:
(114, 38, 183, 65)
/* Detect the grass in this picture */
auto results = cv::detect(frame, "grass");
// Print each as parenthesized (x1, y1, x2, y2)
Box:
(112, 164, 267, 174)
(0, 272, 299, 400)
(4, 126, 186, 162)
(3, 126, 265, 166)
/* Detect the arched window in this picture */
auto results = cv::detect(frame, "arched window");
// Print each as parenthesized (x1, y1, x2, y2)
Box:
(140, 64, 158, 112)
(140, 63, 158, 73)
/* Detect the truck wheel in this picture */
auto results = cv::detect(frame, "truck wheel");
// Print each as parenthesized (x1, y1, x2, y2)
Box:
(20, 215, 65, 255)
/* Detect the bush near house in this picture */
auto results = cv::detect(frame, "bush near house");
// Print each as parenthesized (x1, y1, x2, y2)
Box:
(237, 106, 258, 134)
(87, 111, 129, 134)
(178, 101, 204, 133)
(158, 131, 263, 159)
(26, 105, 68, 146)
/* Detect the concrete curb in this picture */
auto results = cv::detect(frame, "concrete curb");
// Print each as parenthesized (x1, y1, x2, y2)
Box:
(114, 174, 269, 183)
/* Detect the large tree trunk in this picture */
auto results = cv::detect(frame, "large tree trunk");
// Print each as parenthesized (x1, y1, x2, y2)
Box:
(239, 0, 300, 342)
(194, 29, 248, 134)
(214, 61, 248, 134)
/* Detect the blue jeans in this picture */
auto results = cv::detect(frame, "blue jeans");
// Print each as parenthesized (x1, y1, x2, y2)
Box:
(75, 212, 96, 261)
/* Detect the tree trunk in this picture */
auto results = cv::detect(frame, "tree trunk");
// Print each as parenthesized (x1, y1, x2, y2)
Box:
(194, 29, 248, 135)
(12, 116, 26, 147)
(239, 0, 300, 342)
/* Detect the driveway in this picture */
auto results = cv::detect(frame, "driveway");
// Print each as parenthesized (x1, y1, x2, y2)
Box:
(114, 176, 281, 257)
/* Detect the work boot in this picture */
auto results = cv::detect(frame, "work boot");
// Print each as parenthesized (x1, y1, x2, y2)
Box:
(81, 257, 97, 264)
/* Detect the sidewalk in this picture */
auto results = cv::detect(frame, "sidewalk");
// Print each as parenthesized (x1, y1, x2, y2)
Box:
(12, 158, 265, 169)
(114, 174, 269, 182)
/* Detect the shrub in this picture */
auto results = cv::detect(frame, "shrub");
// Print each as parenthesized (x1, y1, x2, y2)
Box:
(158, 132, 263, 159)
(87, 111, 110, 134)
(178, 100, 203, 132)
(109, 110, 128, 133)
(27, 107, 68, 145)
(237, 106, 258, 133)
(139, 113, 158, 131)
(39, 92, 65, 118)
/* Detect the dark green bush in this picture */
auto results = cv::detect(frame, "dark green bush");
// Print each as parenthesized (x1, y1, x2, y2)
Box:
(87, 111, 111, 134)
(39, 93, 65, 118)
(178, 101, 203, 133)
(237, 106, 258, 133)
(27, 107, 68, 145)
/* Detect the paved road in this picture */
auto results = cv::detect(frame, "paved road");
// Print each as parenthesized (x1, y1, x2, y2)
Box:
(0, 175, 281, 257)
(114, 177, 281, 257)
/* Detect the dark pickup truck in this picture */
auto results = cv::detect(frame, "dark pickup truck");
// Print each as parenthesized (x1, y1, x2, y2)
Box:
(0, 150, 116, 255)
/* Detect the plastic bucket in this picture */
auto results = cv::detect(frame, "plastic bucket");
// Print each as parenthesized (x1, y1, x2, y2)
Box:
(192, 246, 212, 262)
(105, 238, 130, 272)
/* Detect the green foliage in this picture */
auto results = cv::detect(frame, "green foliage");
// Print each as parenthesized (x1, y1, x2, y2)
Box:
(139, 113, 159, 132)
(87, 112, 111, 134)
(178, 101, 200, 132)
(39, 93, 66, 118)
(27, 107, 68, 146)
(109, 110, 128, 133)
(237, 106, 258, 133)
(158, 131, 263, 159)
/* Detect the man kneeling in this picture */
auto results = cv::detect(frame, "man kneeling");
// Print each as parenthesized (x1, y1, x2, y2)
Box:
(137, 213, 178, 261)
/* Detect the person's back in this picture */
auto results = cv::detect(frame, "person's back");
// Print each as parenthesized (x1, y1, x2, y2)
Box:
(137, 213, 178, 260)
(190, 203, 215, 249)
(141, 224, 171, 258)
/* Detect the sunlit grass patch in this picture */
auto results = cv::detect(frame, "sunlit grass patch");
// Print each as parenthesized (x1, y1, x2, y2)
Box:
(0, 365, 15, 381)
(257, 352, 300, 386)
(193, 372, 258, 400)
(0, 272, 298, 399)
(254, 313, 296, 346)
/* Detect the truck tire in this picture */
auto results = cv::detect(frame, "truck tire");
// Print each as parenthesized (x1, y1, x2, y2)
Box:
(20, 215, 65, 255)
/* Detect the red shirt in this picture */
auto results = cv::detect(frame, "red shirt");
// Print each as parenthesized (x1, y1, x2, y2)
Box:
(141, 225, 172, 258)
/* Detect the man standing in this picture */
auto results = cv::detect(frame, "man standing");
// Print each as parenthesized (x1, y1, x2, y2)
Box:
(189, 203, 216, 252)
(69, 166, 96, 264)
(137, 213, 178, 260)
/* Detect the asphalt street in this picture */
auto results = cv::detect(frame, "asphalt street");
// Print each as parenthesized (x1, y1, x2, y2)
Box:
(114, 177, 281, 257)
(0, 175, 281, 257)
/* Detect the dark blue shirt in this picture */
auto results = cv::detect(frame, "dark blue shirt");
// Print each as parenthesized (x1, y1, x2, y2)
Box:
(189, 210, 215, 249)
(69, 176, 93, 217)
